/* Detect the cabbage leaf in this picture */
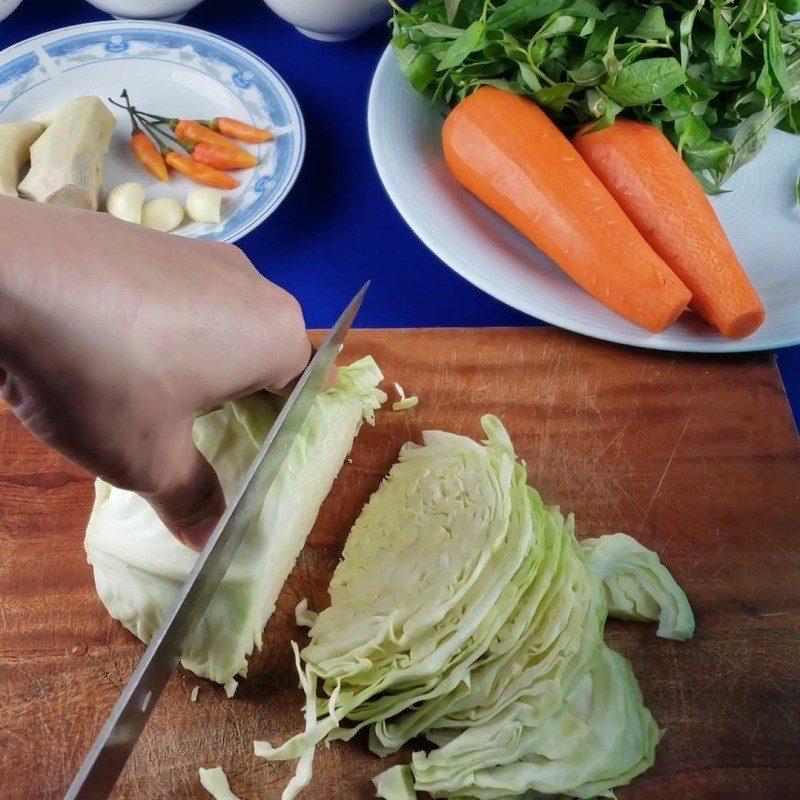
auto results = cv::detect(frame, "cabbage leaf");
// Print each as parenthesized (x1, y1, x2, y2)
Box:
(582, 532, 695, 640)
(85, 357, 386, 684)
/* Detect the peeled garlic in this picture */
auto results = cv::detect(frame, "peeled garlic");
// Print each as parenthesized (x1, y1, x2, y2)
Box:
(186, 187, 223, 223)
(142, 197, 184, 232)
(106, 182, 146, 224)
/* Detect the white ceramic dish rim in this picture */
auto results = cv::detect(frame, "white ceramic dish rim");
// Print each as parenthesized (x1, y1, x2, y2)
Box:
(0, 20, 306, 244)
(367, 44, 800, 354)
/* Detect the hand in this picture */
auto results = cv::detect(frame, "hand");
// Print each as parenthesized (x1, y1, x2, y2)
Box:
(0, 197, 312, 549)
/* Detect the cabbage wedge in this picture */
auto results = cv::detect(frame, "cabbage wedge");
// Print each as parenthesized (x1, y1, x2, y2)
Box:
(85, 357, 386, 684)
(258, 415, 693, 800)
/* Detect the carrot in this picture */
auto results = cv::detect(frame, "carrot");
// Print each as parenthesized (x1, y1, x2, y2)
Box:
(573, 120, 764, 339)
(164, 151, 238, 189)
(442, 88, 691, 333)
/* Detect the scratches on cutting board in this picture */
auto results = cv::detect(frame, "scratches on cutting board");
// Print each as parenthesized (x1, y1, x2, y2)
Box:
(757, 528, 800, 566)
(637, 409, 692, 534)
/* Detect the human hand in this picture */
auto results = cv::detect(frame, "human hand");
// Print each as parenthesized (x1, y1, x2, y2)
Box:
(0, 197, 312, 549)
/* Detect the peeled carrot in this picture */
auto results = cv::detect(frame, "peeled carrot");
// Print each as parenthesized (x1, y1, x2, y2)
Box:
(573, 120, 764, 339)
(442, 88, 691, 333)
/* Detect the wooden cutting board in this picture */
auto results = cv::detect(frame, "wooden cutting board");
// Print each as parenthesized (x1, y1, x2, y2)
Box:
(2, 328, 799, 800)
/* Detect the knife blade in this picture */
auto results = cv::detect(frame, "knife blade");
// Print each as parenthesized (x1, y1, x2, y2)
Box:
(64, 281, 370, 800)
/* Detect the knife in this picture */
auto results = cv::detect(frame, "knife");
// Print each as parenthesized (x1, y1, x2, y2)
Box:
(64, 282, 370, 800)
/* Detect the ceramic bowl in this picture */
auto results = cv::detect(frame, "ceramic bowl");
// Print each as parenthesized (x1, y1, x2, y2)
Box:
(84, 0, 205, 22)
(0, 0, 23, 23)
(263, 0, 389, 42)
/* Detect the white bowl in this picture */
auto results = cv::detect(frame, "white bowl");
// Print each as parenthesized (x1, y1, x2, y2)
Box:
(263, 0, 389, 41)
(84, 0, 205, 22)
(0, 0, 23, 23)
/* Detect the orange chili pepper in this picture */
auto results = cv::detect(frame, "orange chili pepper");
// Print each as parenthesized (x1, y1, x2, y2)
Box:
(131, 129, 168, 181)
(210, 116, 273, 144)
(175, 119, 240, 150)
(165, 151, 238, 189)
(191, 141, 258, 170)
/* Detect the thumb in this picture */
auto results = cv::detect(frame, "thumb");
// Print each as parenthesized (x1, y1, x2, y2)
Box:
(143, 426, 226, 551)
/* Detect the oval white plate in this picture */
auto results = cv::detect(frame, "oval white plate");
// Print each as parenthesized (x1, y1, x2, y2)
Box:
(369, 45, 800, 353)
(0, 21, 305, 243)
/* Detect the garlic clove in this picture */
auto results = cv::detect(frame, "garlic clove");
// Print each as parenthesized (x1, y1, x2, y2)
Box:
(186, 187, 223, 223)
(106, 182, 146, 224)
(142, 197, 185, 232)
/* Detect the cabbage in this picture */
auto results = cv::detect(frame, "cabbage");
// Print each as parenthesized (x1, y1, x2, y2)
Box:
(85, 357, 386, 684)
(199, 766, 240, 800)
(373, 765, 415, 800)
(411, 647, 659, 800)
(581, 533, 695, 641)
(257, 415, 693, 800)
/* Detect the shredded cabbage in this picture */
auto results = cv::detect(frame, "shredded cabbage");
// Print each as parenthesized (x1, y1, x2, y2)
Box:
(294, 598, 317, 630)
(392, 396, 419, 411)
(199, 766, 240, 800)
(85, 358, 386, 684)
(392, 381, 418, 412)
(257, 415, 693, 800)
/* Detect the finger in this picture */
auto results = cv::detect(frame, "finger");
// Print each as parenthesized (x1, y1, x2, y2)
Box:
(272, 345, 339, 396)
(251, 292, 312, 395)
(143, 429, 226, 551)
(195, 289, 313, 405)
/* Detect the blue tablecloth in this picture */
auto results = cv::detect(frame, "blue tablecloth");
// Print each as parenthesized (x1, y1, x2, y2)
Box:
(3, 0, 800, 427)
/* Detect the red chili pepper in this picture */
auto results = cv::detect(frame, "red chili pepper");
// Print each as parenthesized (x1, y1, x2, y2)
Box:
(209, 116, 273, 144)
(131, 129, 169, 181)
(174, 119, 241, 150)
(191, 141, 258, 170)
(165, 151, 238, 189)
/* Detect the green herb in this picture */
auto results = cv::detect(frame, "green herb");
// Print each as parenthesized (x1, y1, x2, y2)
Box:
(795, 170, 800, 206)
(391, 0, 800, 189)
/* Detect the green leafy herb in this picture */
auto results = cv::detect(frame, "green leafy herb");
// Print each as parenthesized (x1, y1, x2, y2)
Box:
(768, 7, 791, 92)
(603, 57, 686, 106)
(534, 81, 575, 111)
(487, 0, 566, 28)
(724, 103, 788, 179)
(795, 170, 800, 206)
(631, 6, 671, 43)
(438, 20, 486, 70)
(391, 0, 800, 189)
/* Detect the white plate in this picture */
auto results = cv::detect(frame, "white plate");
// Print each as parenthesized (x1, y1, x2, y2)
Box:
(368, 45, 800, 353)
(0, 21, 305, 243)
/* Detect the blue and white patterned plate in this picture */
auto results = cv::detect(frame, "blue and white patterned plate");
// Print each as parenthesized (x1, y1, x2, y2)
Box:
(0, 21, 305, 243)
